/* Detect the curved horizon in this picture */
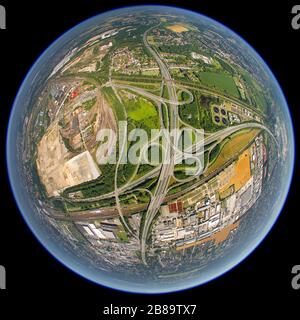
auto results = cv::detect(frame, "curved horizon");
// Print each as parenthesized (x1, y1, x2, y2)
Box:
(6, 5, 295, 294)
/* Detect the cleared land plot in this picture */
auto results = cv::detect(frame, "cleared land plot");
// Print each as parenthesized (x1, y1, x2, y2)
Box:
(232, 149, 251, 191)
(218, 148, 251, 194)
(207, 128, 260, 175)
(198, 72, 239, 98)
(166, 24, 189, 33)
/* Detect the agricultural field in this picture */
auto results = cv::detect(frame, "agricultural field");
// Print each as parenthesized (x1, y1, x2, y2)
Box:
(241, 71, 268, 112)
(197, 72, 240, 98)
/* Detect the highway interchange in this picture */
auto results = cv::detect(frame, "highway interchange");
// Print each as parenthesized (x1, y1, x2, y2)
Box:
(109, 25, 275, 264)
(55, 24, 276, 265)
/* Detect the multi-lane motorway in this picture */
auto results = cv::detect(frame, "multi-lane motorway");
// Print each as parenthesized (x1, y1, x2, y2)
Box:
(107, 83, 193, 106)
(140, 24, 182, 264)
(53, 25, 277, 265)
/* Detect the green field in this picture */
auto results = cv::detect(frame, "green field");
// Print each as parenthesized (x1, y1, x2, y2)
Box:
(116, 230, 129, 243)
(209, 144, 221, 163)
(127, 98, 157, 120)
(241, 71, 267, 112)
(198, 72, 239, 98)
(82, 97, 96, 111)
(121, 94, 159, 130)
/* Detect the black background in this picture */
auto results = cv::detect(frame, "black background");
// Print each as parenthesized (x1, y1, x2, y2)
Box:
(0, 0, 299, 317)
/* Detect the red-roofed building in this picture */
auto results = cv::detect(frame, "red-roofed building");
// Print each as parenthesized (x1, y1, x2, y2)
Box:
(177, 201, 183, 212)
(168, 203, 177, 213)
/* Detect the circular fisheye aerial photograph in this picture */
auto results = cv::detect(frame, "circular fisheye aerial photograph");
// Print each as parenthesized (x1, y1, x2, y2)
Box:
(7, 5, 294, 294)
